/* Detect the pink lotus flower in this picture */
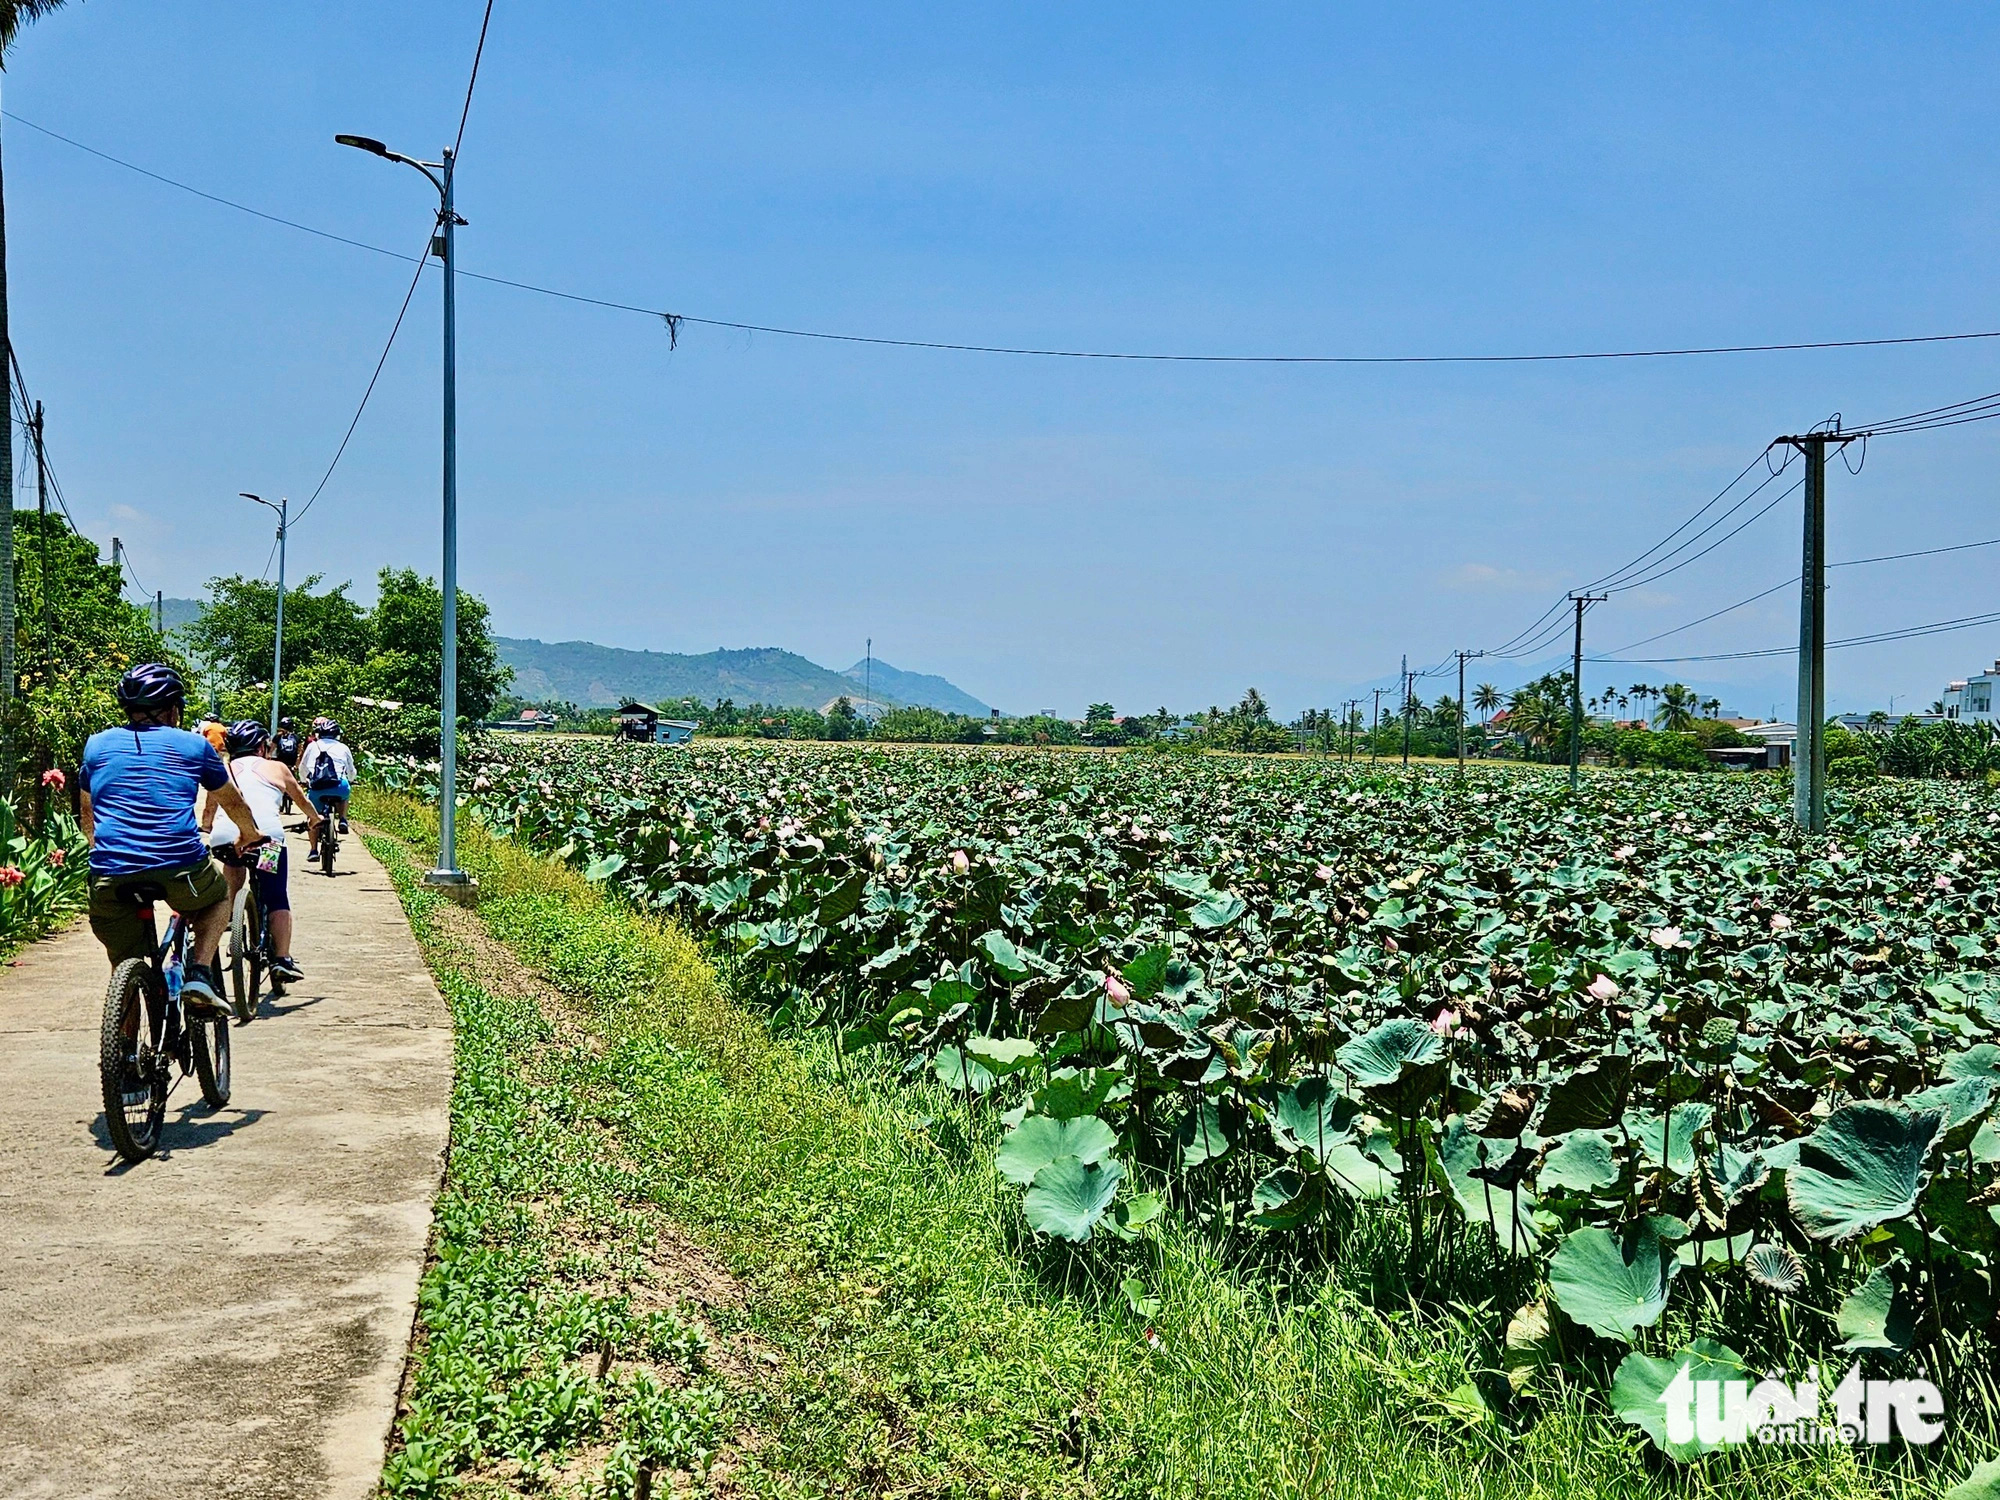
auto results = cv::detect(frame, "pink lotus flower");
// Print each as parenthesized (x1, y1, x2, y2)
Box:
(1936, 874, 1954, 891)
(0, 866, 25, 887)
(1613, 844, 1636, 861)
(950, 849, 970, 875)
(1104, 972, 1132, 1006)
(1430, 1007, 1461, 1036)
(1588, 974, 1621, 1001)
(1314, 864, 1334, 882)
(40, 768, 64, 791)
(1649, 925, 1685, 949)
(46, 849, 63, 868)
(1769, 913, 1793, 931)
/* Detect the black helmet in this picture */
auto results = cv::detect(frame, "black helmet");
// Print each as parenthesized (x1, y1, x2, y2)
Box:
(278, 716, 295, 731)
(114, 663, 187, 711)
(224, 719, 268, 756)
(320, 721, 340, 738)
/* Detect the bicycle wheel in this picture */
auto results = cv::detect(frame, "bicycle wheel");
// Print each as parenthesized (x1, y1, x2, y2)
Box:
(228, 894, 254, 1020)
(247, 893, 268, 1013)
(100, 959, 166, 1162)
(320, 829, 337, 877)
(190, 1002, 231, 1106)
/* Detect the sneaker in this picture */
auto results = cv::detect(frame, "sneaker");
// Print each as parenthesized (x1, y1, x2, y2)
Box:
(182, 969, 228, 1012)
(270, 956, 305, 984)
(338, 821, 349, 834)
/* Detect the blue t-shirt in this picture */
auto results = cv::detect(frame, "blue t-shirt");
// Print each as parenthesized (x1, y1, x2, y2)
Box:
(80, 724, 230, 876)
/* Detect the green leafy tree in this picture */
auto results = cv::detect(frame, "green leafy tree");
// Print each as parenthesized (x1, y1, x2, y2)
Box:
(367, 566, 511, 722)
(1652, 683, 1699, 734)
(1473, 682, 1502, 722)
(184, 573, 372, 690)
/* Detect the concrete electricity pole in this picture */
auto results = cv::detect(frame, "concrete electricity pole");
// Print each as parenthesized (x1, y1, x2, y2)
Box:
(1400, 655, 1413, 768)
(1771, 429, 1857, 833)
(1455, 649, 1483, 774)
(1567, 594, 1607, 791)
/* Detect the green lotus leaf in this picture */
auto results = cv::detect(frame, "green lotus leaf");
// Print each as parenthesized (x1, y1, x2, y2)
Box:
(1176, 1101, 1233, 1167)
(815, 871, 868, 924)
(1120, 944, 1173, 1000)
(1032, 1065, 1128, 1120)
(1191, 892, 1249, 930)
(1321, 1140, 1397, 1199)
(1904, 1076, 1993, 1131)
(1548, 1223, 1679, 1342)
(977, 929, 1034, 982)
(1787, 1102, 1942, 1241)
(1943, 1043, 2000, 1083)
(1944, 1458, 2000, 1500)
(996, 1113, 1119, 1185)
(1336, 1018, 1447, 1111)
(1537, 1055, 1632, 1135)
(1539, 1130, 1621, 1194)
(1271, 1075, 1363, 1157)
(1103, 1192, 1164, 1240)
(965, 1035, 1041, 1076)
(1742, 1242, 1806, 1294)
(1837, 1263, 1917, 1351)
(583, 852, 627, 881)
(932, 1046, 997, 1095)
(1610, 1339, 1753, 1459)
(1023, 1156, 1124, 1241)
(1628, 1103, 1714, 1177)
(1249, 1166, 1326, 1229)
(1439, 1117, 1541, 1253)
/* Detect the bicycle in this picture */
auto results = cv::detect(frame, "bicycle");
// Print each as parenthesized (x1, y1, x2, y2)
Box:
(315, 816, 338, 877)
(226, 871, 289, 1019)
(98, 887, 232, 1163)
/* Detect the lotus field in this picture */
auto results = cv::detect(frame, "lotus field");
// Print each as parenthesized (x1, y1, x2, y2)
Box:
(393, 738, 2000, 1459)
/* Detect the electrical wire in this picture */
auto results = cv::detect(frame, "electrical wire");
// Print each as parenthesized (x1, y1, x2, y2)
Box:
(1596, 607, 2000, 665)
(453, 0, 496, 159)
(18, 107, 2000, 369)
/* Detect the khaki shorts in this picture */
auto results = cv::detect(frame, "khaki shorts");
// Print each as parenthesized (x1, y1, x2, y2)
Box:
(88, 858, 230, 965)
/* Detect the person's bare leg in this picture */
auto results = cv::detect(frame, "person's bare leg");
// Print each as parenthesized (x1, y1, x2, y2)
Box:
(270, 910, 294, 960)
(187, 896, 229, 967)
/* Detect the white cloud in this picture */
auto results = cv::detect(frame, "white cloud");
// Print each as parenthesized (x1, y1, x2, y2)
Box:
(110, 504, 145, 522)
(1441, 562, 1557, 591)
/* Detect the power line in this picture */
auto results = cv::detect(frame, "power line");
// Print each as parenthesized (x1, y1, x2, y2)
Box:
(1595, 607, 2000, 665)
(453, 1, 496, 159)
(18, 106, 2000, 369)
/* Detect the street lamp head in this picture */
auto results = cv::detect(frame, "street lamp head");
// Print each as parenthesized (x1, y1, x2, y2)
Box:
(334, 134, 389, 157)
(239, 491, 262, 502)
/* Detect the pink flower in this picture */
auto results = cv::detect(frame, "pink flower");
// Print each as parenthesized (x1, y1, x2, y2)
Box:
(1104, 972, 1132, 1006)
(1613, 844, 1636, 861)
(40, 768, 64, 791)
(1769, 913, 1793, 931)
(1936, 874, 1954, 891)
(46, 849, 63, 868)
(1314, 864, 1334, 882)
(1649, 926, 1685, 949)
(1430, 1007, 1460, 1036)
(950, 850, 970, 875)
(0, 866, 25, 887)
(1588, 974, 1621, 1001)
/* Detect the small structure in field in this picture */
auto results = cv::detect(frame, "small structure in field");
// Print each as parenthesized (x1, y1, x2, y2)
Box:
(614, 702, 698, 744)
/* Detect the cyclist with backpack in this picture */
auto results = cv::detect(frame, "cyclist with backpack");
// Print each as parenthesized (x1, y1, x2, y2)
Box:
(79, 665, 261, 1009)
(300, 721, 355, 853)
(203, 720, 318, 986)
(272, 716, 303, 813)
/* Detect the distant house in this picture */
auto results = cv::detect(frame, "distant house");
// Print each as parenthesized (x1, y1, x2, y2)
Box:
(1943, 661, 2000, 724)
(613, 702, 697, 744)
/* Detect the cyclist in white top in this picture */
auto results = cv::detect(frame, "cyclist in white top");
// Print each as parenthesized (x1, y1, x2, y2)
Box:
(300, 720, 357, 855)
(202, 720, 320, 985)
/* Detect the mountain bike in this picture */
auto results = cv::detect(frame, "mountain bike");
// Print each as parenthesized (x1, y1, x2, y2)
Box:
(99, 888, 231, 1163)
(226, 873, 288, 1018)
(316, 816, 338, 877)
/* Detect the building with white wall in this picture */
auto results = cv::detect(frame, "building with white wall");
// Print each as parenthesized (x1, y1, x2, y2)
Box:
(1943, 661, 2000, 724)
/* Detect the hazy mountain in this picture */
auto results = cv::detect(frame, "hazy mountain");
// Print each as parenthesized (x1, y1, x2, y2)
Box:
(495, 637, 992, 715)
(843, 658, 992, 716)
(157, 596, 206, 632)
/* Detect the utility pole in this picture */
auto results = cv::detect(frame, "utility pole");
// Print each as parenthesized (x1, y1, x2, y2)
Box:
(155, 590, 163, 634)
(865, 636, 872, 714)
(31, 401, 48, 688)
(1343, 698, 1360, 761)
(1455, 649, 1483, 775)
(1772, 429, 1857, 833)
(240, 494, 288, 734)
(1567, 593, 1607, 791)
(1400, 655, 1412, 768)
(1370, 687, 1383, 766)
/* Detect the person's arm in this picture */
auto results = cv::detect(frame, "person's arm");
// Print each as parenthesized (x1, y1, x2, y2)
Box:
(79, 789, 94, 843)
(209, 780, 262, 855)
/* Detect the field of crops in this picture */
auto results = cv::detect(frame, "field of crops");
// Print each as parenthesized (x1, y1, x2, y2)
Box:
(387, 738, 2000, 1465)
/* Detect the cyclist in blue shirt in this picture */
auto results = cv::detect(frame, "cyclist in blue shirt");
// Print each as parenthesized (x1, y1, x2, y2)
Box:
(79, 664, 261, 1010)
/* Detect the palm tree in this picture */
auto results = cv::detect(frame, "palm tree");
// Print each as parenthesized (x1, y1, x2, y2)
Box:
(1703, 696, 1723, 720)
(0, 2, 73, 776)
(1473, 682, 1502, 725)
(1653, 683, 1699, 734)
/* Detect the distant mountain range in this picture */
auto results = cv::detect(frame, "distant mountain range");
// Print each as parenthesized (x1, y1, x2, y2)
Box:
(496, 637, 994, 716)
(159, 597, 995, 716)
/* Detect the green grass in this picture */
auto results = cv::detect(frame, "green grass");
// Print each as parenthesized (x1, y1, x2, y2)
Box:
(362, 790, 1919, 1500)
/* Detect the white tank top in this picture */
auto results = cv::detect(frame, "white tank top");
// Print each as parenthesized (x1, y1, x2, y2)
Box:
(209, 758, 287, 845)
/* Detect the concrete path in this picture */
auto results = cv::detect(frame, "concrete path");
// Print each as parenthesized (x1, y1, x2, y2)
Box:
(0, 828, 451, 1500)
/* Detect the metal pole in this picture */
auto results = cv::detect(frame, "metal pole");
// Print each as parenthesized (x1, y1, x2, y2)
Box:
(436, 147, 464, 881)
(1794, 438, 1827, 833)
(1400, 656, 1411, 768)
(1567, 594, 1605, 790)
(1457, 651, 1467, 774)
(32, 402, 48, 684)
(270, 496, 287, 735)
(1370, 687, 1382, 766)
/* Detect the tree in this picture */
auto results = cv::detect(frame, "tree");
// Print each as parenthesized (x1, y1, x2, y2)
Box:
(1085, 702, 1116, 725)
(1652, 682, 1699, 734)
(185, 573, 373, 691)
(367, 566, 511, 722)
(0, 1, 76, 778)
(1233, 688, 1271, 722)
(1473, 682, 1502, 723)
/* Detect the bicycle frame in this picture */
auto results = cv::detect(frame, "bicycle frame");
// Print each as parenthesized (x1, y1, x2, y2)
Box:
(132, 904, 189, 1071)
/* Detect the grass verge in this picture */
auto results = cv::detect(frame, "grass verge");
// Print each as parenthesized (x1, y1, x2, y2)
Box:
(361, 787, 1909, 1500)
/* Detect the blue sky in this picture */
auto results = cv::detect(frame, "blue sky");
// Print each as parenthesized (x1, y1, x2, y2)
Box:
(5, 3, 1999, 717)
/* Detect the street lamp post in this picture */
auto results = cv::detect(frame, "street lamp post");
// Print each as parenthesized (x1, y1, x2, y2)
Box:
(241, 492, 287, 735)
(335, 133, 470, 889)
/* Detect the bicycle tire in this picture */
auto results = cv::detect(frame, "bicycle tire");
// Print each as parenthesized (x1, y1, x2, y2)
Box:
(100, 959, 166, 1162)
(228, 895, 254, 1020)
(248, 890, 268, 1012)
(190, 1005, 231, 1107)
(320, 829, 336, 877)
